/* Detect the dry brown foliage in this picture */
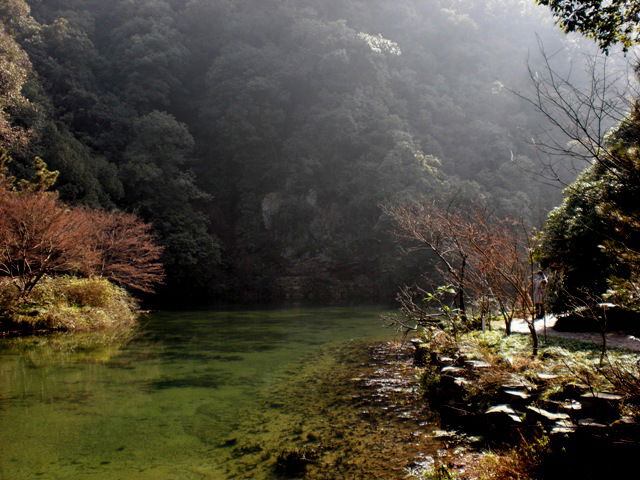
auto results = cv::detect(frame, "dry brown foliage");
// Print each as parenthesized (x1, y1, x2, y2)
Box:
(0, 189, 97, 296)
(87, 209, 164, 293)
(387, 201, 541, 354)
(0, 185, 164, 298)
(387, 201, 474, 320)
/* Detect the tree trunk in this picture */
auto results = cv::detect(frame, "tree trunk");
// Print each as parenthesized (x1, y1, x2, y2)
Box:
(528, 319, 538, 357)
(458, 256, 467, 322)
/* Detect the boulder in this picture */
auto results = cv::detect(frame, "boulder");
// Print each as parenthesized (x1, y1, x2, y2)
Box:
(580, 392, 622, 422)
(410, 338, 428, 366)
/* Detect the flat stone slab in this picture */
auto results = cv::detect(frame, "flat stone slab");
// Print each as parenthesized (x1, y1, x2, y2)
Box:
(551, 419, 577, 434)
(502, 374, 534, 390)
(581, 392, 623, 402)
(487, 404, 518, 415)
(441, 366, 464, 375)
(561, 400, 582, 412)
(543, 399, 583, 413)
(526, 406, 570, 423)
(486, 404, 523, 423)
(430, 429, 459, 438)
(503, 389, 530, 400)
(453, 377, 471, 387)
(579, 392, 623, 421)
(577, 418, 608, 428)
(465, 359, 491, 369)
(485, 405, 522, 423)
(612, 416, 640, 436)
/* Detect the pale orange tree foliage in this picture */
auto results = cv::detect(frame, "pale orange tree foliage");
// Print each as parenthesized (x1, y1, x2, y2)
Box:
(0, 188, 97, 296)
(0, 152, 164, 299)
(387, 201, 472, 322)
(462, 211, 539, 353)
(86, 209, 164, 293)
(389, 201, 541, 355)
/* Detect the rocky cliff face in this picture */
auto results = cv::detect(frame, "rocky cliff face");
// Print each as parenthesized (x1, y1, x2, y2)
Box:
(258, 190, 394, 303)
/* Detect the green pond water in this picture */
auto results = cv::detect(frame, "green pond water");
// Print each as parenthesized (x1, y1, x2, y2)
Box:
(0, 307, 392, 480)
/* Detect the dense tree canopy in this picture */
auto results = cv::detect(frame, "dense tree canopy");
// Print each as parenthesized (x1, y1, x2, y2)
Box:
(0, 0, 599, 303)
(537, 0, 640, 52)
(531, 0, 640, 312)
(535, 102, 640, 310)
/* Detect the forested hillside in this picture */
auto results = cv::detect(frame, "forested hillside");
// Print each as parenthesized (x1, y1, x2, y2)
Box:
(0, 0, 591, 303)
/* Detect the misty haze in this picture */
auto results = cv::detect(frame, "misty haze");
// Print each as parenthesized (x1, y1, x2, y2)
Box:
(1, 0, 639, 479)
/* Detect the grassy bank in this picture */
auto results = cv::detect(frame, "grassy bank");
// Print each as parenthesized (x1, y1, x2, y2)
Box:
(412, 328, 640, 480)
(0, 276, 138, 333)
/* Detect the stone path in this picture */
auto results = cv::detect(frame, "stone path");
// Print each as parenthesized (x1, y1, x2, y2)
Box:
(508, 316, 640, 352)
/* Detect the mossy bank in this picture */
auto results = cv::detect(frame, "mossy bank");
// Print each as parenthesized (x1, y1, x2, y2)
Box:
(411, 329, 640, 480)
(0, 276, 138, 334)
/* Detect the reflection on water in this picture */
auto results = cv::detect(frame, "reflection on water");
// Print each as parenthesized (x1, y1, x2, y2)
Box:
(0, 307, 389, 479)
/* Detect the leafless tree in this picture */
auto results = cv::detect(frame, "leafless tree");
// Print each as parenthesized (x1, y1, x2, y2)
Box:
(386, 201, 471, 322)
(514, 42, 637, 186)
(388, 201, 541, 355)
(462, 212, 531, 337)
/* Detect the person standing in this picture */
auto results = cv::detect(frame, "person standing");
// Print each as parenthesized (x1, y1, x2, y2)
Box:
(532, 270, 548, 319)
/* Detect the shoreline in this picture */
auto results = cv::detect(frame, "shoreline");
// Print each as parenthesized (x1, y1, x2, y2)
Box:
(214, 340, 445, 479)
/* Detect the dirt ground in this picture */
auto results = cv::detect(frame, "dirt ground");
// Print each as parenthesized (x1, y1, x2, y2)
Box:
(508, 316, 640, 352)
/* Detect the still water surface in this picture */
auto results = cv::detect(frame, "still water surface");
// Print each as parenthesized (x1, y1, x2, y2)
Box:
(0, 308, 390, 479)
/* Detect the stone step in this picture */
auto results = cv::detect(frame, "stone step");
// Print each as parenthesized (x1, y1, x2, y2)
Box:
(541, 399, 583, 416)
(441, 366, 465, 375)
(550, 419, 576, 435)
(526, 405, 571, 424)
(486, 404, 524, 424)
(465, 359, 492, 369)
(579, 392, 623, 422)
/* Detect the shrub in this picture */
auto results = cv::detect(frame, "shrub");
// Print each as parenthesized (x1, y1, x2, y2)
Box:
(421, 462, 459, 480)
(0, 279, 19, 311)
(600, 360, 640, 414)
(63, 277, 113, 307)
(0, 275, 138, 331)
(419, 363, 442, 397)
(474, 433, 549, 480)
